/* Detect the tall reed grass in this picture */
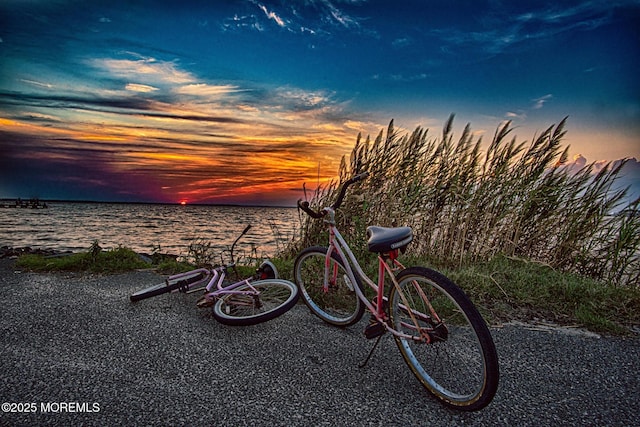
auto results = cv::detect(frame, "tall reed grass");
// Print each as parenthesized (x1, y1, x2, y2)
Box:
(292, 116, 640, 287)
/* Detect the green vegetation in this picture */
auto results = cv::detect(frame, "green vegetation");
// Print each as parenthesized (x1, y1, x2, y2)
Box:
(15, 246, 196, 275)
(16, 246, 149, 274)
(444, 255, 640, 335)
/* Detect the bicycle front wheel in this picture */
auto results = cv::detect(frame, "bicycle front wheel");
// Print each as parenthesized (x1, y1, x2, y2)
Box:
(389, 267, 499, 411)
(130, 270, 206, 302)
(212, 279, 299, 326)
(294, 246, 364, 327)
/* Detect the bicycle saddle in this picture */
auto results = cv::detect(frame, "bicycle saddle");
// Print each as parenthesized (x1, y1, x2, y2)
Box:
(366, 226, 413, 253)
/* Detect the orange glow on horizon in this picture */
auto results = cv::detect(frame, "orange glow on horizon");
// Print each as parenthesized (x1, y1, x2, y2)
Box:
(1, 104, 360, 206)
(167, 173, 337, 206)
(78, 134, 128, 141)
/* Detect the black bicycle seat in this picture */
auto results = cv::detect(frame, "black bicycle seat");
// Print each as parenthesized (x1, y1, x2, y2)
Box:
(366, 226, 413, 253)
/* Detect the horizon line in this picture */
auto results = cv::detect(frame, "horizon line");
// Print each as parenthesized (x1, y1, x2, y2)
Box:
(0, 197, 297, 209)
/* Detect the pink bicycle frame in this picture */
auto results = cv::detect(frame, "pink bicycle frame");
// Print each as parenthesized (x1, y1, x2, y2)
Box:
(168, 266, 263, 301)
(321, 208, 428, 342)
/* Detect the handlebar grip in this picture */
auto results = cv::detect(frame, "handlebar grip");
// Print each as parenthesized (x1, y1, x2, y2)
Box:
(241, 224, 252, 235)
(297, 199, 325, 219)
(332, 172, 370, 210)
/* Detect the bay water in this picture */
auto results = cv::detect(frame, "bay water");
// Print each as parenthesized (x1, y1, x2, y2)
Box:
(0, 202, 300, 260)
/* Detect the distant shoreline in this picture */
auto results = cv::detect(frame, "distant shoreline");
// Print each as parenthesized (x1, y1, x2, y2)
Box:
(0, 198, 296, 209)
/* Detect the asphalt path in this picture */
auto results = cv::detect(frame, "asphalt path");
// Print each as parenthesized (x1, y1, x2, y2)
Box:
(1, 259, 638, 426)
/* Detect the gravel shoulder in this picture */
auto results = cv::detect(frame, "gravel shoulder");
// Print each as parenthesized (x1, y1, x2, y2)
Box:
(1, 259, 638, 426)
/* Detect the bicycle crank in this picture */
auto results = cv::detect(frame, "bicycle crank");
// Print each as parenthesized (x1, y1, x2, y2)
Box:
(196, 296, 215, 308)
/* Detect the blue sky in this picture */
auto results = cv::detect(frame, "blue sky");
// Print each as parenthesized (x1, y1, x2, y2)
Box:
(1, 0, 639, 205)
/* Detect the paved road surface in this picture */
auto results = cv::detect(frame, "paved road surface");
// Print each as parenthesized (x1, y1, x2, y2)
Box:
(1, 260, 638, 426)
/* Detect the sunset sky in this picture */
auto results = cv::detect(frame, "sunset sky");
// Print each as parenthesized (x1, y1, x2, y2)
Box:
(1, 0, 639, 205)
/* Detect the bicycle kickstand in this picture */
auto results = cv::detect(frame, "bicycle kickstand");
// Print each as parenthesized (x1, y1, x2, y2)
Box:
(358, 335, 383, 369)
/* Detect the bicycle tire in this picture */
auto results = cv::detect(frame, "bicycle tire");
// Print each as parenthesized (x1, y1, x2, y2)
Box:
(130, 271, 206, 302)
(212, 279, 299, 326)
(294, 246, 365, 327)
(389, 267, 499, 411)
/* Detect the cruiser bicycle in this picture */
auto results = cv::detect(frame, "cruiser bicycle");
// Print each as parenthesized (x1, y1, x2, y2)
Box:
(295, 173, 499, 411)
(130, 225, 299, 326)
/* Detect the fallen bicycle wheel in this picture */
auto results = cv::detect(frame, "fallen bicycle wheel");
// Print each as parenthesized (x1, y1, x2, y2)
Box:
(212, 279, 299, 326)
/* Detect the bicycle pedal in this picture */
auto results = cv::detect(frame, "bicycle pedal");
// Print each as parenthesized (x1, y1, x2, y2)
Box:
(364, 321, 386, 339)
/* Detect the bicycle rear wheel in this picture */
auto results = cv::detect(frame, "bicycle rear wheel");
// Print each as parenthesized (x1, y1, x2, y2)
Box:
(294, 246, 364, 327)
(130, 270, 206, 302)
(212, 279, 299, 326)
(389, 267, 499, 411)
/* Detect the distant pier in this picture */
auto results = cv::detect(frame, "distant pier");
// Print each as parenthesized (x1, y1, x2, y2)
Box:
(0, 198, 49, 209)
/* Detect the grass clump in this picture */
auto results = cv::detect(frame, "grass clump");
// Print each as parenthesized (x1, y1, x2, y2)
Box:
(15, 239, 194, 274)
(447, 255, 639, 335)
(16, 246, 148, 274)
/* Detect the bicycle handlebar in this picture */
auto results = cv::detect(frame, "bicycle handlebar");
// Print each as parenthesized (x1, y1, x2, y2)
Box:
(297, 172, 369, 218)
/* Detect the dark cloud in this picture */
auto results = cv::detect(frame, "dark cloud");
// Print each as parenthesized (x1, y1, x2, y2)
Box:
(134, 111, 246, 124)
(0, 91, 154, 112)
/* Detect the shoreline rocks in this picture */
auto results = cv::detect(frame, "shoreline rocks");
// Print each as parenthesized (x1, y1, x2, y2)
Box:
(0, 246, 73, 259)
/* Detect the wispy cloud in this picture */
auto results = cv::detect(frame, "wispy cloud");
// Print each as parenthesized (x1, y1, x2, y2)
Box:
(173, 83, 244, 98)
(254, 1, 287, 28)
(125, 83, 158, 93)
(221, 13, 263, 32)
(532, 94, 553, 109)
(223, 0, 366, 36)
(392, 37, 412, 48)
(502, 94, 553, 122)
(506, 111, 527, 120)
(514, 1, 618, 28)
(389, 73, 429, 82)
(434, 1, 630, 55)
(89, 56, 193, 85)
(320, 0, 361, 29)
(19, 79, 53, 89)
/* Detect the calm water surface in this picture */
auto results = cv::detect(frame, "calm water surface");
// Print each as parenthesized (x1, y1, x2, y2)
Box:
(0, 203, 300, 259)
